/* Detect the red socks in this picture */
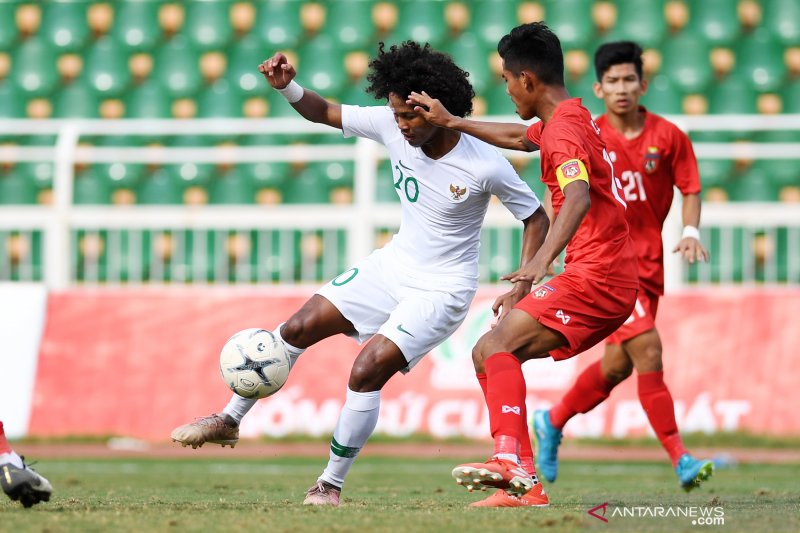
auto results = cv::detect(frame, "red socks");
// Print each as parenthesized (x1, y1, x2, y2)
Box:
(0, 421, 11, 454)
(638, 371, 687, 467)
(549, 360, 616, 430)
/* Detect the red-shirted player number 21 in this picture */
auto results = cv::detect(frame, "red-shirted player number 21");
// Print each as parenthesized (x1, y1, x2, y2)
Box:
(591, 118, 627, 208)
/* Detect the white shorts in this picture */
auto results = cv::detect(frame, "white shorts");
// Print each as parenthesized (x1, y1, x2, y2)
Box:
(316, 246, 477, 372)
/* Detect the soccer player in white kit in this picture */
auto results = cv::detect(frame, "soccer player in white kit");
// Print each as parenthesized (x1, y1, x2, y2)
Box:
(171, 41, 549, 505)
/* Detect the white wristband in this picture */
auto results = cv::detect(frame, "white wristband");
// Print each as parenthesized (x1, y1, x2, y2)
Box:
(277, 80, 304, 103)
(682, 225, 701, 240)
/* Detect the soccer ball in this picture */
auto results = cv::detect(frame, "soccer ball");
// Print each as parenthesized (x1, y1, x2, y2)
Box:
(219, 328, 291, 399)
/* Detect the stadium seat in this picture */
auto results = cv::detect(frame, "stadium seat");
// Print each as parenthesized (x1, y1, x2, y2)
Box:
(442, 32, 492, 95)
(324, 0, 374, 51)
(10, 37, 57, 97)
(641, 75, 683, 115)
(734, 29, 787, 92)
(126, 80, 171, 118)
(339, 78, 377, 108)
(470, 0, 518, 50)
(688, 0, 741, 46)
(483, 82, 515, 116)
(281, 164, 334, 204)
(697, 159, 735, 189)
(82, 37, 131, 97)
(184, 1, 233, 52)
(73, 168, 113, 205)
(197, 80, 243, 118)
(153, 36, 202, 99)
(707, 75, 757, 114)
(543, 0, 593, 50)
(375, 163, 400, 203)
(53, 80, 99, 118)
(40, 1, 89, 52)
(567, 73, 605, 116)
(137, 168, 184, 205)
(209, 167, 255, 204)
(112, 0, 161, 52)
(254, 0, 302, 50)
(726, 166, 780, 202)
(606, 0, 667, 48)
(297, 35, 347, 97)
(780, 79, 800, 113)
(660, 31, 712, 94)
(753, 160, 800, 190)
(0, 3, 18, 50)
(0, 167, 38, 205)
(391, 1, 447, 46)
(0, 81, 25, 118)
(763, 0, 800, 46)
(227, 34, 267, 96)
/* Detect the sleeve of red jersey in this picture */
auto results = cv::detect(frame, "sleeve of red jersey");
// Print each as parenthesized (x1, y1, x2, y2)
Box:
(526, 122, 543, 146)
(547, 123, 592, 190)
(670, 127, 702, 195)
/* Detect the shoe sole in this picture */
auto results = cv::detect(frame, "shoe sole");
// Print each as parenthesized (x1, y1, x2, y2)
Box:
(4, 483, 51, 508)
(451, 466, 533, 496)
(682, 462, 714, 492)
(172, 438, 238, 449)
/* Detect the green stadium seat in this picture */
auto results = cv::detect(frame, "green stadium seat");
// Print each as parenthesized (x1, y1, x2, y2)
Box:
(73, 168, 113, 204)
(40, 1, 89, 53)
(0, 81, 25, 118)
(227, 34, 267, 96)
(544, 0, 593, 50)
(339, 78, 377, 108)
(763, 0, 800, 46)
(14, 160, 54, 194)
(375, 163, 400, 203)
(606, 0, 667, 48)
(266, 89, 301, 117)
(82, 37, 131, 97)
(390, 1, 447, 47)
(443, 32, 492, 95)
(112, 1, 161, 52)
(153, 36, 201, 98)
(567, 73, 604, 116)
(641, 75, 683, 114)
(137, 168, 184, 204)
(324, 0, 374, 51)
(209, 167, 255, 204)
(282, 164, 333, 204)
(780, 79, 800, 113)
(660, 31, 712, 94)
(254, 0, 302, 50)
(53, 80, 99, 118)
(197, 80, 243, 117)
(734, 29, 787, 92)
(753, 160, 800, 190)
(126, 80, 171, 118)
(247, 161, 291, 190)
(0, 168, 38, 205)
(0, 3, 18, 50)
(298, 35, 347, 97)
(688, 0, 741, 46)
(726, 166, 780, 202)
(184, 1, 233, 52)
(11, 37, 57, 97)
(472, 0, 517, 48)
(708, 75, 757, 114)
(483, 82, 514, 115)
(697, 159, 735, 189)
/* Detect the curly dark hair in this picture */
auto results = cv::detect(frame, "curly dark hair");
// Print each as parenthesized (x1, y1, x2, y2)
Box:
(366, 41, 475, 117)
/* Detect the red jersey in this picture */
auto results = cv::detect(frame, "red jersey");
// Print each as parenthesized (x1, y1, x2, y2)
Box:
(595, 108, 701, 295)
(527, 98, 638, 289)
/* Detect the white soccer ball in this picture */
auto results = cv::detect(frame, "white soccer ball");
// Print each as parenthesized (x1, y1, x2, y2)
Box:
(219, 328, 291, 399)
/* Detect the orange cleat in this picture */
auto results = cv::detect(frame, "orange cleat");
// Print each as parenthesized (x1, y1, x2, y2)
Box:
(451, 457, 534, 496)
(469, 482, 550, 508)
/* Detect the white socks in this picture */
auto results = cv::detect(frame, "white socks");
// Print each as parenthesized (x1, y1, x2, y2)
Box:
(0, 451, 23, 468)
(222, 323, 305, 425)
(319, 388, 381, 489)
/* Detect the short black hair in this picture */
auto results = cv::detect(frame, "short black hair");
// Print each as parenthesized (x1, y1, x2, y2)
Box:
(497, 22, 564, 86)
(365, 41, 475, 117)
(594, 41, 644, 81)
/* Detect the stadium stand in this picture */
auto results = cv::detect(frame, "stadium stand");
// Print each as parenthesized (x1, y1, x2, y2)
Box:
(0, 0, 798, 286)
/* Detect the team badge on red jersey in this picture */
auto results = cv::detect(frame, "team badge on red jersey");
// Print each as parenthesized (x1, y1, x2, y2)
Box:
(644, 146, 660, 174)
(562, 161, 582, 178)
(533, 284, 556, 299)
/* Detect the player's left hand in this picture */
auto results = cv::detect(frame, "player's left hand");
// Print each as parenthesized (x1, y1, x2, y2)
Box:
(491, 282, 531, 325)
(673, 237, 709, 264)
(406, 91, 455, 128)
(502, 257, 550, 286)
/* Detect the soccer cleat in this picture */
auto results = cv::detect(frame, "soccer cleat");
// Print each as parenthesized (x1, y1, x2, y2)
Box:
(451, 457, 534, 497)
(533, 409, 562, 483)
(470, 481, 550, 508)
(303, 480, 341, 506)
(675, 453, 714, 492)
(1, 459, 53, 508)
(170, 413, 239, 448)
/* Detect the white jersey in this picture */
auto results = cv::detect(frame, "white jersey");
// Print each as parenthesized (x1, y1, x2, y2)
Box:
(341, 104, 541, 284)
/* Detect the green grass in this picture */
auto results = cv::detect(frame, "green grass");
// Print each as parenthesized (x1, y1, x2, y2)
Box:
(3, 457, 799, 533)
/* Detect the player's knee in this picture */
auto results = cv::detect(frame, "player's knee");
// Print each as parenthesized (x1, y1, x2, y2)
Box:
(281, 312, 313, 347)
(635, 345, 663, 373)
(605, 360, 633, 384)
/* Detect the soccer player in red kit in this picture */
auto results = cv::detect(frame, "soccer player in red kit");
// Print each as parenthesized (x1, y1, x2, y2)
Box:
(409, 23, 638, 507)
(533, 41, 714, 492)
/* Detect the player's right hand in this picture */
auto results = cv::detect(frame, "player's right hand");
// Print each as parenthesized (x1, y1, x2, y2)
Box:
(259, 53, 296, 90)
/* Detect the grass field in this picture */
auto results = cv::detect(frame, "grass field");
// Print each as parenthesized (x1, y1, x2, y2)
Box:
(2, 455, 799, 533)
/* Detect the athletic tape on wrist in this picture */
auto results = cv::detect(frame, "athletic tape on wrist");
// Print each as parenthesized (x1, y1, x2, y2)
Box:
(682, 225, 701, 240)
(277, 80, 304, 103)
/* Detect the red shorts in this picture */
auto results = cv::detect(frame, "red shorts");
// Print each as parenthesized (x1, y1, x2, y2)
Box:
(606, 289, 660, 345)
(514, 271, 637, 361)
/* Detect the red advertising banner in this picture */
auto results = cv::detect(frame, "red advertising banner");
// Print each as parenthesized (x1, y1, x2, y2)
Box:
(28, 287, 800, 440)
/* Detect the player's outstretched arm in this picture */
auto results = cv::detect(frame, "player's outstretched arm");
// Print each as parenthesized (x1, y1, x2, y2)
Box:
(259, 52, 342, 129)
(672, 193, 710, 264)
(407, 91, 538, 152)
(503, 181, 590, 285)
